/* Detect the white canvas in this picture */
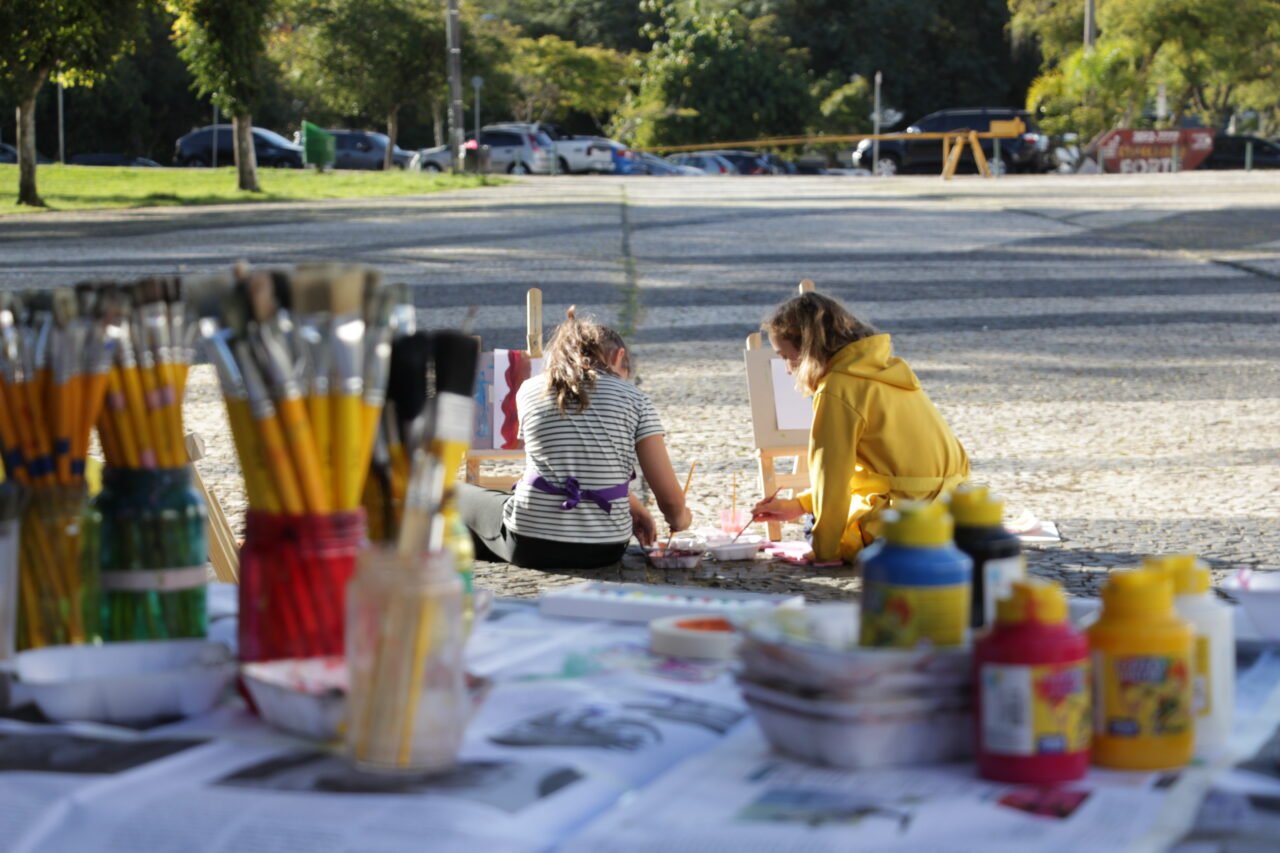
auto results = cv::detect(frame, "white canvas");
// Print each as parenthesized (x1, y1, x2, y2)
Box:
(770, 358, 813, 431)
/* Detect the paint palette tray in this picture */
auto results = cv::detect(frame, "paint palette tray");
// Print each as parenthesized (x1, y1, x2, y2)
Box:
(538, 581, 803, 624)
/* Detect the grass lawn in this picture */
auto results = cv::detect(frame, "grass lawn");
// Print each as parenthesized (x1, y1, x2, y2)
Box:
(0, 165, 502, 215)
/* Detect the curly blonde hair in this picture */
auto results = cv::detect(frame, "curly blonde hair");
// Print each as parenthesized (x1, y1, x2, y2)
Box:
(762, 292, 878, 394)
(543, 306, 630, 413)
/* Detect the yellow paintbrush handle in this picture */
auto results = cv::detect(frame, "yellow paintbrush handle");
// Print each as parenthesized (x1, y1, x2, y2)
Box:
(226, 398, 280, 513)
(79, 372, 109, 469)
(353, 402, 382, 509)
(105, 372, 140, 469)
(254, 411, 305, 515)
(331, 393, 362, 512)
(119, 366, 156, 468)
(277, 397, 330, 514)
(309, 394, 333, 508)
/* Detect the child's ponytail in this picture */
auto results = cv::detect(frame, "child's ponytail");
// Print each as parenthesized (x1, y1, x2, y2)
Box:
(543, 306, 630, 413)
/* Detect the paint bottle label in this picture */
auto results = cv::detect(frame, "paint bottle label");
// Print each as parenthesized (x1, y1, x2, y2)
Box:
(1194, 636, 1211, 717)
(982, 555, 1026, 625)
(860, 581, 968, 647)
(1093, 651, 1193, 738)
(981, 662, 1090, 756)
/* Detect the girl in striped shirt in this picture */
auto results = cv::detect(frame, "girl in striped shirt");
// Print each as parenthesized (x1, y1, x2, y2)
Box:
(456, 309, 691, 569)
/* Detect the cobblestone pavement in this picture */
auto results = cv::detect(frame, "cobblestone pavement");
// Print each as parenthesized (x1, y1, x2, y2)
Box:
(3, 172, 1277, 601)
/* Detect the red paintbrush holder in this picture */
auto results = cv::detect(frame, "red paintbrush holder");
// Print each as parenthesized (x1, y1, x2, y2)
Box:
(238, 510, 366, 664)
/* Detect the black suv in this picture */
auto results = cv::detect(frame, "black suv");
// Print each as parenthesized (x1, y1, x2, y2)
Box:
(853, 108, 1049, 175)
(174, 125, 303, 168)
(1200, 135, 1280, 170)
(324, 129, 416, 170)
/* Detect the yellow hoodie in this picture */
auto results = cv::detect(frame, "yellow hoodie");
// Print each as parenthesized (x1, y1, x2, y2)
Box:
(796, 334, 969, 562)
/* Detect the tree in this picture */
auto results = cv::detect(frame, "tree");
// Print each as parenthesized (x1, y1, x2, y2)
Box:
(505, 35, 630, 129)
(299, 0, 447, 169)
(0, 0, 144, 206)
(1015, 0, 1280, 139)
(617, 2, 815, 147)
(169, 0, 276, 191)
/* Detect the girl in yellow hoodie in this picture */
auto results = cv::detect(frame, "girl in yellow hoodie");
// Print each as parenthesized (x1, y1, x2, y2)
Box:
(753, 292, 969, 562)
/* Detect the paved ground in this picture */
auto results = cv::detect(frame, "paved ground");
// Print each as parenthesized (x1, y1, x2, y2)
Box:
(3, 172, 1278, 600)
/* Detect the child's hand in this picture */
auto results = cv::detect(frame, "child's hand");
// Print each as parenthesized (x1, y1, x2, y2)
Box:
(631, 504, 657, 546)
(753, 496, 804, 522)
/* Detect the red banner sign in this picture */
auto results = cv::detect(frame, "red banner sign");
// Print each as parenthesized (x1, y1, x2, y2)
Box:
(1096, 129, 1215, 173)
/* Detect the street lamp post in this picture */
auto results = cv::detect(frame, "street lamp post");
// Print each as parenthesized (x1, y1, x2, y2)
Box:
(872, 71, 882, 176)
(57, 81, 65, 164)
(445, 0, 465, 174)
(1084, 0, 1096, 49)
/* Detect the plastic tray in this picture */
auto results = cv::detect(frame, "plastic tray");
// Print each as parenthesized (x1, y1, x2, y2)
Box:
(15, 640, 235, 724)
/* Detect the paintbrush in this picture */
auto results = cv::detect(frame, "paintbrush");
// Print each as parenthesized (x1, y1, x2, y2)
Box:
(327, 266, 366, 513)
(727, 487, 782, 546)
(660, 462, 699, 553)
(290, 267, 334, 505)
(248, 271, 329, 514)
(355, 277, 394, 511)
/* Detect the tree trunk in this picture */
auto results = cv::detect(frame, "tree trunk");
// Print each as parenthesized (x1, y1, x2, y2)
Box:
(431, 100, 443, 147)
(384, 108, 399, 171)
(16, 71, 49, 207)
(233, 113, 260, 192)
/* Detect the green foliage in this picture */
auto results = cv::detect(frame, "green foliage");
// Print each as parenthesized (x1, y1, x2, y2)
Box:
(617, 2, 815, 147)
(0, 0, 145, 98)
(1019, 0, 1280, 139)
(812, 74, 874, 135)
(478, 0, 656, 53)
(505, 34, 631, 127)
(303, 0, 447, 120)
(168, 0, 275, 116)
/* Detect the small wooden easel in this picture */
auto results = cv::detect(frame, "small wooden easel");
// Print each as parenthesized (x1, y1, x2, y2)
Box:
(464, 288, 543, 489)
(185, 432, 240, 584)
(744, 279, 814, 540)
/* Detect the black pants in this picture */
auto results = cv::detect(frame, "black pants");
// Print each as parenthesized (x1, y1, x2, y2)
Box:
(455, 483, 628, 571)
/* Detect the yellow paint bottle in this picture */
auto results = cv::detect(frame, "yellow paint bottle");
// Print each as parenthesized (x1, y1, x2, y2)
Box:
(1088, 569, 1195, 770)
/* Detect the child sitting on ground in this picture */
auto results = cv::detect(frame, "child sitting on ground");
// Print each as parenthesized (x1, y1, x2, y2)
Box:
(752, 291, 969, 563)
(456, 308, 691, 570)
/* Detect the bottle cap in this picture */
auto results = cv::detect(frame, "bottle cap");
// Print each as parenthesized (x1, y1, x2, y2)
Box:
(882, 500, 953, 547)
(948, 482, 1004, 527)
(1101, 568, 1174, 618)
(1145, 554, 1210, 596)
(996, 578, 1067, 625)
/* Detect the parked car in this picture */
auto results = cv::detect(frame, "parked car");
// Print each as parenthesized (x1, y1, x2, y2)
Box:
(69, 153, 161, 167)
(757, 153, 797, 175)
(595, 140, 643, 175)
(323, 129, 417, 170)
(704, 149, 770, 175)
(668, 153, 737, 175)
(174, 125, 304, 168)
(536, 124, 617, 174)
(852, 108, 1050, 175)
(0, 143, 53, 164)
(463, 125, 553, 174)
(1200, 135, 1280, 170)
(418, 143, 453, 172)
(635, 152, 702, 176)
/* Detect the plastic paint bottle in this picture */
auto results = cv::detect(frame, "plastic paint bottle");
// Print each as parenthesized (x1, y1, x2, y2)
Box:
(976, 578, 1091, 784)
(1145, 554, 1235, 754)
(1088, 569, 1195, 770)
(859, 501, 972, 648)
(950, 483, 1025, 629)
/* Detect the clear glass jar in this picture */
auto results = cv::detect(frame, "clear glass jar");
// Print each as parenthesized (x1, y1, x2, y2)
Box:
(238, 510, 366, 663)
(92, 466, 209, 641)
(0, 488, 22, 661)
(18, 485, 97, 649)
(346, 547, 466, 773)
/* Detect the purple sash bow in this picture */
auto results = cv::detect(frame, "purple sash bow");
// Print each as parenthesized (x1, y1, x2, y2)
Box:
(524, 471, 633, 513)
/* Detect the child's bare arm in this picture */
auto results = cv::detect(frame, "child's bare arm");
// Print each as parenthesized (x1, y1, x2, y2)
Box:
(636, 435, 692, 531)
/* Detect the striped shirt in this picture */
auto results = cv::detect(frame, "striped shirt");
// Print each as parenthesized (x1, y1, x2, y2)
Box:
(504, 374, 664, 543)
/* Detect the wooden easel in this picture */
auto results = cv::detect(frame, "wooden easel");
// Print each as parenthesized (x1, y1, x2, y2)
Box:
(744, 279, 814, 540)
(185, 432, 240, 584)
(464, 288, 542, 489)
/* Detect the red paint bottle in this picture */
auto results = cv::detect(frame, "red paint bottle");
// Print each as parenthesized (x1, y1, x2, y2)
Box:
(975, 578, 1091, 784)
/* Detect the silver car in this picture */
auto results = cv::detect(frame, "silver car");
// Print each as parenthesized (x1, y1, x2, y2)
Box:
(418, 144, 453, 172)
(668, 153, 737, 175)
(464, 125, 553, 174)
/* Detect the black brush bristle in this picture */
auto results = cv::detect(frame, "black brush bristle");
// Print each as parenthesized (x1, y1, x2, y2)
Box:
(432, 330, 480, 399)
(387, 332, 432, 429)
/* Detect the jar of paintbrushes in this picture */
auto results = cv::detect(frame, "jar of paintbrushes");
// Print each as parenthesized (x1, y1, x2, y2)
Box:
(1, 288, 110, 649)
(189, 264, 401, 664)
(87, 278, 209, 642)
(346, 546, 468, 772)
(0, 482, 26, 662)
